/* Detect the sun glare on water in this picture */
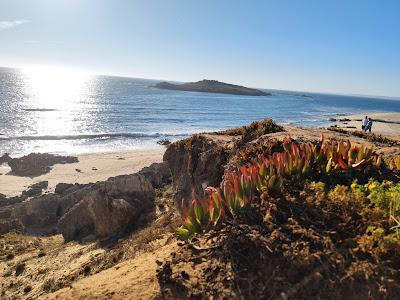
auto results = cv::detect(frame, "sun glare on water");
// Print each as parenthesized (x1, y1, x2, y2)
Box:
(22, 65, 91, 109)
(17, 65, 95, 140)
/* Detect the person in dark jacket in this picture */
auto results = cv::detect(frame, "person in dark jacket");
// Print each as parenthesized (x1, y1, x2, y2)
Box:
(365, 118, 373, 132)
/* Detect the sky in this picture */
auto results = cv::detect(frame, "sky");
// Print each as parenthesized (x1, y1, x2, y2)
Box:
(0, 0, 399, 97)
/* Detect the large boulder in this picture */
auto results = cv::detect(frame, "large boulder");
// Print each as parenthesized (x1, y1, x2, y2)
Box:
(164, 135, 229, 209)
(9, 194, 63, 234)
(58, 173, 155, 241)
(7, 153, 78, 177)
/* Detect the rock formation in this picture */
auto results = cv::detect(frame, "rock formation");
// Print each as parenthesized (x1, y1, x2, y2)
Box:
(5, 153, 78, 177)
(155, 79, 270, 96)
(163, 119, 285, 209)
(58, 173, 155, 241)
(0, 162, 171, 241)
(22, 181, 48, 197)
(164, 135, 229, 209)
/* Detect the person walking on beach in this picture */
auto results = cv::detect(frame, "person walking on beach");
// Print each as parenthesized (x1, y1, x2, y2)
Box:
(365, 118, 373, 133)
(362, 116, 368, 131)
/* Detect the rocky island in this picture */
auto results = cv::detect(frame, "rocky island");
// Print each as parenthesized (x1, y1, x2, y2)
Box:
(154, 79, 270, 96)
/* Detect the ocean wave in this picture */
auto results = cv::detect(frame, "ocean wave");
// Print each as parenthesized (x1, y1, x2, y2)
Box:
(22, 108, 58, 112)
(0, 132, 190, 141)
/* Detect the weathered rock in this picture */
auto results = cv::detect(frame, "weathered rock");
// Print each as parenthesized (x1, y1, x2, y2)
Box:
(0, 162, 168, 238)
(0, 195, 27, 208)
(58, 173, 155, 241)
(164, 135, 229, 209)
(55, 183, 85, 195)
(10, 194, 62, 234)
(7, 153, 78, 177)
(0, 217, 24, 234)
(139, 162, 171, 188)
(22, 181, 48, 197)
(0, 153, 11, 165)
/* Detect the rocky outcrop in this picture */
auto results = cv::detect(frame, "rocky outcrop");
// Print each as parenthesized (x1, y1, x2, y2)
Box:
(6, 153, 78, 177)
(0, 153, 12, 165)
(164, 135, 229, 209)
(22, 181, 48, 197)
(155, 79, 271, 96)
(10, 194, 62, 234)
(0, 195, 26, 208)
(163, 119, 287, 210)
(139, 162, 171, 188)
(0, 163, 171, 240)
(58, 174, 155, 241)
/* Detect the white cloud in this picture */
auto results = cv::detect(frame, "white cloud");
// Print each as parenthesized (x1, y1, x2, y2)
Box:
(0, 19, 30, 30)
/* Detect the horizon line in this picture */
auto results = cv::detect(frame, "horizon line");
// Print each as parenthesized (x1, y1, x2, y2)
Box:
(0, 64, 399, 101)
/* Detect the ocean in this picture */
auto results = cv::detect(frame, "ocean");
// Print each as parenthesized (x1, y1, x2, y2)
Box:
(1, 66, 400, 156)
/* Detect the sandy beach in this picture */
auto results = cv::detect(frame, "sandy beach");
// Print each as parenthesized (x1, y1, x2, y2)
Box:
(333, 112, 400, 137)
(0, 149, 165, 197)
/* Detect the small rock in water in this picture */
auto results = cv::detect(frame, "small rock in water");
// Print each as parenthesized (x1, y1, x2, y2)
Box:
(157, 139, 171, 146)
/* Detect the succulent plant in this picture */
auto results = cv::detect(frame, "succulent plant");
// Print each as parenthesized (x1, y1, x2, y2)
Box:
(176, 136, 379, 240)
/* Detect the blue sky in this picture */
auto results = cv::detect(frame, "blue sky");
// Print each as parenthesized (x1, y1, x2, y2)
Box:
(0, 0, 399, 97)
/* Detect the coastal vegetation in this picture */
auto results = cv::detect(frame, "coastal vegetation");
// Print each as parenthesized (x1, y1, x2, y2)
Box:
(159, 125, 400, 299)
(176, 136, 386, 240)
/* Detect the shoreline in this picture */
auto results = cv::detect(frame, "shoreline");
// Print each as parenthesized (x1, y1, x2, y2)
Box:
(331, 112, 400, 137)
(0, 149, 165, 197)
(2, 112, 400, 197)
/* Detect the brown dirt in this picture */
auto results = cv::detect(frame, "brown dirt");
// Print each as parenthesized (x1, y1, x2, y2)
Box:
(0, 185, 180, 300)
(44, 237, 179, 300)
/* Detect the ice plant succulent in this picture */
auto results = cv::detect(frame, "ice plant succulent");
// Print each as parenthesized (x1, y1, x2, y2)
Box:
(176, 188, 226, 240)
(176, 136, 379, 240)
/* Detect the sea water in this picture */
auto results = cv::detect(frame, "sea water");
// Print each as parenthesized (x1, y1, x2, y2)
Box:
(1, 67, 400, 156)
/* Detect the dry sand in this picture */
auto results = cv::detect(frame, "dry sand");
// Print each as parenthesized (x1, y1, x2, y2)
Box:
(0, 149, 165, 197)
(333, 112, 400, 137)
(43, 239, 179, 300)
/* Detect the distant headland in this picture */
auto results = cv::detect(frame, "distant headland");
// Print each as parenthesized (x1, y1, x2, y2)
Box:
(154, 79, 270, 96)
